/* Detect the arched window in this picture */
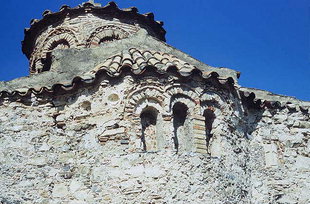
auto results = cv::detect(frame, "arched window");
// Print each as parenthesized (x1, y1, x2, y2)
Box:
(98, 35, 120, 44)
(88, 26, 130, 47)
(173, 102, 189, 152)
(203, 109, 215, 150)
(40, 39, 71, 72)
(140, 107, 158, 152)
(49, 39, 70, 50)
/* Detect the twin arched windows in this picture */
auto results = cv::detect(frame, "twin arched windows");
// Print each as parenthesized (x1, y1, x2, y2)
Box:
(139, 102, 216, 153)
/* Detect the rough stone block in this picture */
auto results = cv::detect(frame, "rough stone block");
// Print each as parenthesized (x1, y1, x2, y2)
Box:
(28, 157, 48, 166)
(295, 155, 310, 171)
(263, 143, 279, 168)
(52, 183, 69, 198)
(101, 127, 125, 137)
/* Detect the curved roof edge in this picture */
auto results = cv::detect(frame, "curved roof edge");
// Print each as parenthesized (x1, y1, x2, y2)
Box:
(22, 1, 166, 59)
(239, 87, 310, 112)
(0, 64, 235, 98)
(1, 75, 309, 113)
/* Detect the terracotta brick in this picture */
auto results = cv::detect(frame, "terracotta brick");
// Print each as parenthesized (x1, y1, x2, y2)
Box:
(193, 125, 205, 131)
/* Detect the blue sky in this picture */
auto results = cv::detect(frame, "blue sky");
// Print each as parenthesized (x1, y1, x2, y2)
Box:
(0, 0, 309, 101)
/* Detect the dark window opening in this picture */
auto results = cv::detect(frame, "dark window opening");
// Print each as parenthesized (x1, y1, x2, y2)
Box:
(41, 52, 52, 72)
(203, 109, 215, 150)
(140, 107, 158, 151)
(39, 39, 70, 73)
(173, 102, 188, 152)
(99, 35, 120, 44)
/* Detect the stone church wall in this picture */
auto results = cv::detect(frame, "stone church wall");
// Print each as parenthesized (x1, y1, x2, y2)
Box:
(0, 74, 309, 203)
(2, 2, 309, 203)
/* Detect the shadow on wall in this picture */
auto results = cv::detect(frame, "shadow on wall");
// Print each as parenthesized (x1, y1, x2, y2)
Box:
(173, 102, 188, 153)
(204, 109, 216, 152)
(139, 102, 219, 154)
(140, 106, 158, 152)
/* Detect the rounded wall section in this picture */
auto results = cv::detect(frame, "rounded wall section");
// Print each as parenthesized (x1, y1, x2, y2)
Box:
(30, 28, 79, 73)
(22, 2, 166, 74)
(28, 15, 140, 74)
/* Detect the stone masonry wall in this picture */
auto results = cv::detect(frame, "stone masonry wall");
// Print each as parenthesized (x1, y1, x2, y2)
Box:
(247, 107, 310, 204)
(0, 74, 309, 204)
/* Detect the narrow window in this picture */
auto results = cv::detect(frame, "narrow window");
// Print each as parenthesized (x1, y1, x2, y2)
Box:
(173, 102, 188, 152)
(140, 107, 158, 152)
(203, 109, 215, 150)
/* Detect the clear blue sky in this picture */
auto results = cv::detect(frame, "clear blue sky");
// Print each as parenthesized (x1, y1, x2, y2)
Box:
(0, 0, 309, 101)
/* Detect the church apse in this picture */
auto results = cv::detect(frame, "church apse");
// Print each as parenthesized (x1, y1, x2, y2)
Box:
(0, 1, 309, 203)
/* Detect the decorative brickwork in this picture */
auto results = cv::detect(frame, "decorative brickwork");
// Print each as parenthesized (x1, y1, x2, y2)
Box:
(0, 1, 309, 203)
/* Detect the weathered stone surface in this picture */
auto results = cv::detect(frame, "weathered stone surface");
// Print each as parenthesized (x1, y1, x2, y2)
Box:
(263, 143, 279, 168)
(0, 2, 309, 204)
(27, 156, 48, 166)
(52, 183, 69, 198)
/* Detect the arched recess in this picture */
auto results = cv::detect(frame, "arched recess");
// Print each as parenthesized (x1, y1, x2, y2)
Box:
(170, 94, 196, 152)
(46, 38, 70, 50)
(31, 28, 79, 73)
(125, 86, 166, 112)
(87, 25, 130, 47)
(169, 93, 196, 113)
(41, 28, 78, 51)
(140, 106, 158, 151)
(193, 91, 227, 154)
(200, 91, 228, 111)
(203, 109, 216, 150)
(172, 102, 188, 152)
(165, 84, 199, 113)
(124, 86, 166, 151)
